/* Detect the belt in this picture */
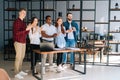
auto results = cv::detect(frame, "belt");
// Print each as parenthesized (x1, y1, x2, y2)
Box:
(42, 39, 53, 42)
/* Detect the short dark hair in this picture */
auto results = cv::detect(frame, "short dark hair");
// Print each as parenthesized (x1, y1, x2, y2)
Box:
(19, 8, 26, 12)
(45, 15, 51, 20)
(66, 12, 72, 16)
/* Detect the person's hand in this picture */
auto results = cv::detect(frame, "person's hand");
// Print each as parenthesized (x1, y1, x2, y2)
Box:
(52, 33, 58, 37)
(66, 29, 73, 33)
(26, 23, 33, 31)
(72, 27, 76, 31)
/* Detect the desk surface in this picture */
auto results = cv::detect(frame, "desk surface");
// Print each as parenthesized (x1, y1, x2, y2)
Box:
(33, 48, 86, 54)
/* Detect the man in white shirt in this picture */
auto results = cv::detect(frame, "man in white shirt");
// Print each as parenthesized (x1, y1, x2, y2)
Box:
(41, 15, 57, 74)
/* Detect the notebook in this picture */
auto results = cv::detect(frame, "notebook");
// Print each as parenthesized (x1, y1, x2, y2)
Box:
(40, 42, 54, 52)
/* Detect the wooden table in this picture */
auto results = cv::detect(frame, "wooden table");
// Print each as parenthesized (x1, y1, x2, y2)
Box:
(32, 48, 86, 80)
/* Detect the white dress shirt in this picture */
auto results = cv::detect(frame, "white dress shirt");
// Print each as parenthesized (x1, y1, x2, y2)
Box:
(68, 23, 74, 39)
(41, 23, 57, 41)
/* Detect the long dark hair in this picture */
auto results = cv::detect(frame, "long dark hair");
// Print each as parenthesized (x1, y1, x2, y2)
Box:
(31, 17, 38, 34)
(55, 17, 65, 34)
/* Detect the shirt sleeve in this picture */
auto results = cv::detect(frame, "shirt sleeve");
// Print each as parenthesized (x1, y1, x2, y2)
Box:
(54, 26, 57, 33)
(38, 27, 41, 38)
(41, 25, 45, 31)
(28, 29, 34, 40)
(63, 26, 66, 37)
(74, 22, 79, 36)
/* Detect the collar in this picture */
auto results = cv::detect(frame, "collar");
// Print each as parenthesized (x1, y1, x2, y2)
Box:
(45, 23, 52, 26)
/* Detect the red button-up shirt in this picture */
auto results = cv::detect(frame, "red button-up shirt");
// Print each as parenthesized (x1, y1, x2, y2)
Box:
(13, 18, 29, 43)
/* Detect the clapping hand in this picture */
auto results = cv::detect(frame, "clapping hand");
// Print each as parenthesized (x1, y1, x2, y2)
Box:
(66, 28, 73, 33)
(72, 27, 76, 31)
(26, 23, 33, 31)
(52, 33, 58, 37)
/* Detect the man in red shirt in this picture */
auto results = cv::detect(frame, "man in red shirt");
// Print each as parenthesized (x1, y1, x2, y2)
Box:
(13, 8, 33, 79)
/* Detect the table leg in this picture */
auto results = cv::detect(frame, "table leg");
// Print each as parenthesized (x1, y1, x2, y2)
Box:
(84, 51, 86, 74)
(79, 53, 81, 64)
(116, 44, 118, 52)
(100, 49, 102, 63)
(40, 54, 44, 80)
(73, 51, 86, 74)
(73, 52, 75, 70)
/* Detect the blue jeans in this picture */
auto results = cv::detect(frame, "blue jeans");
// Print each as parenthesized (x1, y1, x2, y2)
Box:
(62, 39, 75, 64)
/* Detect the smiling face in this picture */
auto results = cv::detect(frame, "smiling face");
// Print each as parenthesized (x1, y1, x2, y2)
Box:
(19, 10, 26, 20)
(67, 13, 73, 21)
(33, 18, 38, 26)
(57, 18, 63, 26)
(46, 17, 52, 25)
(31, 17, 39, 27)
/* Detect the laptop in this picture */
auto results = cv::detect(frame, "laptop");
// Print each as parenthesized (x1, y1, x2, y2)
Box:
(40, 42, 54, 52)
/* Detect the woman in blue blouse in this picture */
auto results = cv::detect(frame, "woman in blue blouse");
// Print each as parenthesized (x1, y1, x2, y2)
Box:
(55, 17, 66, 72)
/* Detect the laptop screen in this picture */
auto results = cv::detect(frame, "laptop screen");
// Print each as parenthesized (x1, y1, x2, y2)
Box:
(40, 42, 54, 52)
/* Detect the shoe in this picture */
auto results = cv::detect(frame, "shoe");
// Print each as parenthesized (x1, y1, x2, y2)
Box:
(34, 67, 38, 74)
(60, 65, 64, 71)
(56, 66, 62, 73)
(34, 72, 39, 74)
(19, 71, 28, 76)
(15, 73, 24, 79)
(56, 65, 64, 72)
(34, 69, 39, 74)
(62, 65, 67, 70)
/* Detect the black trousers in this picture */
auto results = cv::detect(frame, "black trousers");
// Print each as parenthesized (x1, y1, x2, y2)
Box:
(30, 44, 41, 69)
(56, 45, 63, 66)
(57, 53, 63, 66)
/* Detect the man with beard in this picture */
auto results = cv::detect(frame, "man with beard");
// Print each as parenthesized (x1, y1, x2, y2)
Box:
(62, 13, 79, 69)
